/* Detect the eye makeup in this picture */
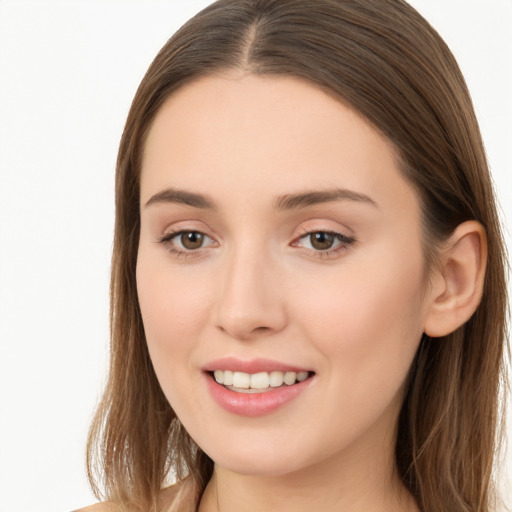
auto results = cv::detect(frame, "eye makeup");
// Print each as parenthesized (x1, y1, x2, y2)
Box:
(157, 227, 356, 261)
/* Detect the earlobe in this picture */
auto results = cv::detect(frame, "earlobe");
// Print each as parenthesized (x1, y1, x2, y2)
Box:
(423, 221, 487, 338)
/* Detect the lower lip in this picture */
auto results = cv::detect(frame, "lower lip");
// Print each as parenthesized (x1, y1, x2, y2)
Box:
(205, 373, 313, 417)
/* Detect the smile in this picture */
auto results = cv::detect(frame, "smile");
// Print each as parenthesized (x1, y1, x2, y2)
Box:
(204, 360, 315, 416)
(213, 370, 310, 393)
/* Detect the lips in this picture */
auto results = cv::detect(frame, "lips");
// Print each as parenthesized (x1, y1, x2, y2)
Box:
(203, 357, 315, 416)
(203, 356, 311, 374)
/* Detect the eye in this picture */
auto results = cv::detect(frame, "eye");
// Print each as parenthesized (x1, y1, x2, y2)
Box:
(159, 230, 216, 253)
(295, 231, 355, 253)
(305, 232, 337, 250)
(178, 231, 206, 250)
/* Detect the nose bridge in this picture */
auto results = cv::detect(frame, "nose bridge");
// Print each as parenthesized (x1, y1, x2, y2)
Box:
(215, 237, 286, 339)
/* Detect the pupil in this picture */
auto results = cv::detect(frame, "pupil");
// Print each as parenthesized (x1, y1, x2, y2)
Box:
(181, 232, 204, 250)
(311, 232, 334, 250)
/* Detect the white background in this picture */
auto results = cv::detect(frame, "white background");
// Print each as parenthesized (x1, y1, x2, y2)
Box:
(0, 1, 511, 511)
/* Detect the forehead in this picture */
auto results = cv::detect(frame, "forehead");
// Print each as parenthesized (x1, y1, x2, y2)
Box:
(140, 73, 417, 216)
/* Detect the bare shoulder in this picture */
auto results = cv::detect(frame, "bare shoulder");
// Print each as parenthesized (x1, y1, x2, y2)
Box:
(159, 482, 182, 503)
(159, 479, 196, 511)
(72, 481, 193, 512)
(72, 502, 120, 512)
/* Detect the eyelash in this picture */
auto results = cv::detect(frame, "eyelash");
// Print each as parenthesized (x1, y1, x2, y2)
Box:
(158, 230, 216, 259)
(157, 229, 355, 259)
(294, 230, 355, 258)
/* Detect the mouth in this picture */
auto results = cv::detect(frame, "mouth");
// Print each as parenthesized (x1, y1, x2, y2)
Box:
(203, 357, 315, 415)
(203, 359, 315, 416)
(209, 369, 313, 394)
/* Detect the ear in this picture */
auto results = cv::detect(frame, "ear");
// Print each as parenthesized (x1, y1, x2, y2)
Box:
(423, 221, 487, 338)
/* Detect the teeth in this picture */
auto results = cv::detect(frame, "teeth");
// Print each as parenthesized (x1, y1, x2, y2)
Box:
(269, 371, 284, 387)
(223, 370, 234, 386)
(297, 371, 309, 382)
(232, 372, 250, 388)
(213, 370, 310, 390)
(283, 371, 297, 385)
(250, 372, 270, 389)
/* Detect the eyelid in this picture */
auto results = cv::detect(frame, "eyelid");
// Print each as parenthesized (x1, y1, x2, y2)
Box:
(292, 230, 355, 247)
(157, 226, 219, 257)
(155, 222, 355, 259)
(291, 225, 356, 259)
(159, 229, 214, 243)
(158, 218, 217, 242)
(296, 223, 352, 237)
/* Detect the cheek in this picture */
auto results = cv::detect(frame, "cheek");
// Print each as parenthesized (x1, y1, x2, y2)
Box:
(135, 251, 213, 405)
(137, 253, 210, 343)
(293, 248, 426, 390)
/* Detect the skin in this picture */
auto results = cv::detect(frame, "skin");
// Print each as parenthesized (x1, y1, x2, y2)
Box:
(136, 72, 438, 512)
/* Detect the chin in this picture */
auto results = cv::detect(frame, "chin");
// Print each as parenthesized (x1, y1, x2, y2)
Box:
(196, 433, 324, 478)
(213, 455, 305, 477)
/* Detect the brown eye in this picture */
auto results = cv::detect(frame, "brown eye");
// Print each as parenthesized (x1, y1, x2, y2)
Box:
(159, 229, 216, 255)
(180, 231, 205, 250)
(294, 230, 355, 255)
(309, 232, 335, 250)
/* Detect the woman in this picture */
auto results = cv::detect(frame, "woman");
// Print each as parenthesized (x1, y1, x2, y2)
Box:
(80, 1, 509, 511)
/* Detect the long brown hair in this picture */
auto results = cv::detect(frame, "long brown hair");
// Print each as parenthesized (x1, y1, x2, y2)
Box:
(86, 1, 509, 511)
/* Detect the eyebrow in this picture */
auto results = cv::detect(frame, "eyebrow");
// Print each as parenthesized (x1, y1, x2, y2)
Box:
(144, 188, 216, 209)
(273, 188, 378, 211)
(144, 187, 377, 210)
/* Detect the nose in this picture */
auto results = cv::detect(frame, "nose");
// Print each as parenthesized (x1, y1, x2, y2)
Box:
(214, 246, 287, 341)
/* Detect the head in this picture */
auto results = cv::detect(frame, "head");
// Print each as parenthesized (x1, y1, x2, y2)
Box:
(87, 1, 508, 511)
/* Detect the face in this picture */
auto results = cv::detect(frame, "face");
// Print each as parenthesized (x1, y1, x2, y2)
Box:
(137, 73, 432, 478)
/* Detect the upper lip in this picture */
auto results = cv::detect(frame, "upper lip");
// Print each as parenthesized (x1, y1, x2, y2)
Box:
(203, 357, 312, 374)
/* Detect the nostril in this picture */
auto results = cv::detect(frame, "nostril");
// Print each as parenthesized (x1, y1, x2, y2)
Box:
(254, 326, 272, 333)
(215, 322, 275, 341)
